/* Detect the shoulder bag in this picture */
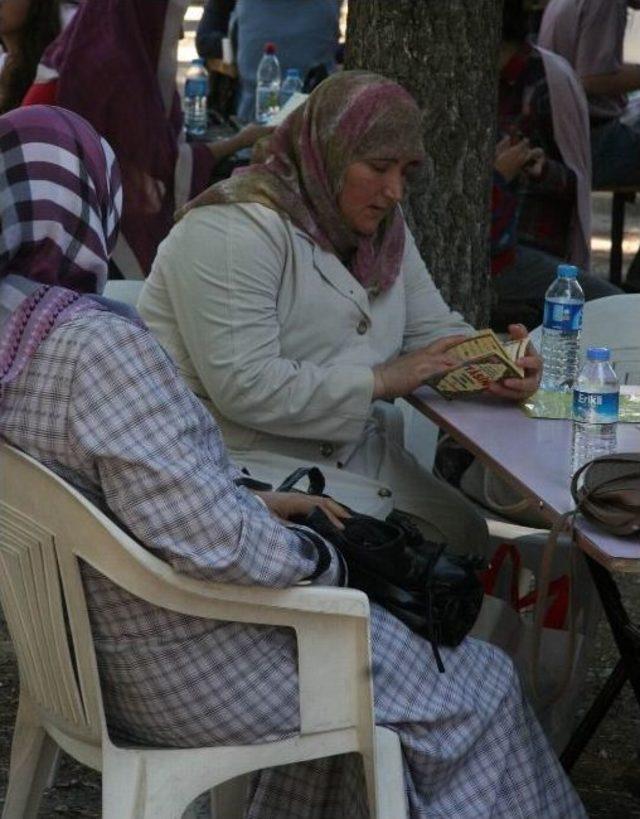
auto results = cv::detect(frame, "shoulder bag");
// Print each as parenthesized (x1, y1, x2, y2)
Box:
(277, 467, 485, 672)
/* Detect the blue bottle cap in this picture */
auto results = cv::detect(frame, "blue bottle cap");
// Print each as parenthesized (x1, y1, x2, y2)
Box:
(286, 68, 301, 78)
(586, 347, 610, 362)
(192, 57, 205, 66)
(557, 264, 579, 278)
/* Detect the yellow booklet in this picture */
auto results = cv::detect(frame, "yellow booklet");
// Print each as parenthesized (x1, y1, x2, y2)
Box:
(424, 329, 528, 399)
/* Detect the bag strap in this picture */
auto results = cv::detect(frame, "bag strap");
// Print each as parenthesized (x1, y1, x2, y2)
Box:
(277, 466, 326, 495)
(530, 509, 578, 705)
(482, 468, 533, 516)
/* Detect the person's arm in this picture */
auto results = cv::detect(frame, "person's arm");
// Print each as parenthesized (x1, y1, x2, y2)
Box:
(572, 0, 637, 94)
(205, 124, 273, 164)
(21, 78, 58, 106)
(68, 316, 343, 588)
(491, 173, 519, 262)
(525, 156, 576, 201)
(582, 64, 640, 97)
(148, 205, 375, 443)
(523, 81, 576, 200)
(195, 0, 235, 60)
(400, 225, 474, 354)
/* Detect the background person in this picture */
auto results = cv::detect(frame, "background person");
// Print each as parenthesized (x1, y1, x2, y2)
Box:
(0, 0, 60, 113)
(0, 103, 587, 819)
(21, 0, 268, 279)
(538, 0, 640, 190)
(491, 0, 621, 329)
(138, 71, 543, 558)
(538, 0, 640, 282)
(197, 0, 342, 122)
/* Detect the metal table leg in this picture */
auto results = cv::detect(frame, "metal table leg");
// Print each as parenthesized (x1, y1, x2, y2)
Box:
(561, 556, 640, 770)
(561, 658, 627, 772)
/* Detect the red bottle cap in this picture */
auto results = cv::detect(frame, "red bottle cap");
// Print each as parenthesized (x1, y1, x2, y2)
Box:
(264, 42, 277, 54)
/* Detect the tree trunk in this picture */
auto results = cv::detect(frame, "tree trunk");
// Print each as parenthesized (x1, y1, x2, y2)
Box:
(345, 0, 502, 326)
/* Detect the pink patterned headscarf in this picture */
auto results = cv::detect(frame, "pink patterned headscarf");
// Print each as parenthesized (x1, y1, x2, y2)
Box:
(181, 71, 425, 293)
(0, 105, 122, 389)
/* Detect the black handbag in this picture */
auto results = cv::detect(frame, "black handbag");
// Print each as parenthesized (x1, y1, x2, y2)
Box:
(277, 467, 485, 671)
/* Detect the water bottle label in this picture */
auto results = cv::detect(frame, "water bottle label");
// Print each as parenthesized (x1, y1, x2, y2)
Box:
(572, 390, 619, 424)
(543, 300, 583, 332)
(185, 78, 208, 97)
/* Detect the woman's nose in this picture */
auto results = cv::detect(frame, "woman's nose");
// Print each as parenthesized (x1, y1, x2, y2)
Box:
(383, 169, 404, 203)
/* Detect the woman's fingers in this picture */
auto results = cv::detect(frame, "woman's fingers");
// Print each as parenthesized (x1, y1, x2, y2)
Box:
(311, 496, 350, 530)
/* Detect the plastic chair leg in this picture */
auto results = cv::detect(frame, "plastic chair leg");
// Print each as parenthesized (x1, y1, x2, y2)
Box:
(2, 694, 59, 819)
(374, 727, 408, 819)
(101, 752, 148, 819)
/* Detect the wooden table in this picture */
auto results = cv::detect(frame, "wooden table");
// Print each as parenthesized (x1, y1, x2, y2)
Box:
(409, 387, 640, 769)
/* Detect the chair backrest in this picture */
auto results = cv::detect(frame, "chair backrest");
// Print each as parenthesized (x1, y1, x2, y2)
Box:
(0, 442, 205, 752)
(530, 293, 640, 384)
(0, 445, 107, 748)
(103, 279, 144, 307)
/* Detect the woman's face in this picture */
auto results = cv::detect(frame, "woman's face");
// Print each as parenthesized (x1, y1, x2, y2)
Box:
(337, 157, 420, 236)
(0, 0, 31, 39)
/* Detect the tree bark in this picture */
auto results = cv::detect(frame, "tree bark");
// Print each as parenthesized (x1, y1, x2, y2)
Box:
(345, 0, 502, 326)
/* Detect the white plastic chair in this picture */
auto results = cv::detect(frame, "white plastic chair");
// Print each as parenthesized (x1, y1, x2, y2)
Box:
(531, 292, 640, 384)
(0, 442, 407, 819)
(103, 279, 144, 307)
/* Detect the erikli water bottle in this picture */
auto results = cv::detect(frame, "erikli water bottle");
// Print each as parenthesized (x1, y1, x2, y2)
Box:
(571, 347, 619, 475)
(255, 42, 281, 124)
(184, 58, 209, 138)
(540, 264, 585, 392)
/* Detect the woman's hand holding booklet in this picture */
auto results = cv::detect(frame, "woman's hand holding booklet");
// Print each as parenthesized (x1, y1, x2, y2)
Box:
(424, 329, 529, 398)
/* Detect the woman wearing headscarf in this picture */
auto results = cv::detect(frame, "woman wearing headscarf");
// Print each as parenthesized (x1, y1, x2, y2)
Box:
(20, 0, 267, 280)
(0, 106, 584, 818)
(139, 70, 542, 556)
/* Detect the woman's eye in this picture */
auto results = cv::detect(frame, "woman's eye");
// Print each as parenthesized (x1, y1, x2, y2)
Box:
(368, 161, 390, 173)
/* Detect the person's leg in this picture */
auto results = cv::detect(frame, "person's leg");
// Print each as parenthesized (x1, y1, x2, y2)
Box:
(591, 117, 640, 189)
(247, 606, 587, 818)
(494, 245, 561, 302)
(577, 270, 623, 300)
(494, 245, 620, 315)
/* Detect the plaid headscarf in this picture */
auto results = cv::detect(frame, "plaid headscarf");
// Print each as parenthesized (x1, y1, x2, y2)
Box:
(180, 71, 425, 294)
(0, 105, 122, 389)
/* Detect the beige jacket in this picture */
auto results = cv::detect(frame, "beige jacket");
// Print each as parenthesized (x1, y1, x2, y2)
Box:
(139, 202, 472, 468)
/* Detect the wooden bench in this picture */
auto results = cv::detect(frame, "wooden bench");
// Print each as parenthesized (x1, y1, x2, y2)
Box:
(594, 186, 639, 286)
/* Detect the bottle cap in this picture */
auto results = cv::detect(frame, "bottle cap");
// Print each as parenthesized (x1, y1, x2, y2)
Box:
(264, 42, 277, 54)
(556, 264, 579, 279)
(191, 57, 205, 66)
(286, 68, 301, 78)
(586, 347, 611, 362)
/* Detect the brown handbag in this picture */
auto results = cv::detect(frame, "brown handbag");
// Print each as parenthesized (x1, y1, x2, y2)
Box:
(530, 453, 640, 705)
(570, 453, 640, 537)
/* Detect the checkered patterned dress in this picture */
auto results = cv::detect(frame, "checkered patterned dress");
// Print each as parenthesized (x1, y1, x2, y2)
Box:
(0, 311, 586, 818)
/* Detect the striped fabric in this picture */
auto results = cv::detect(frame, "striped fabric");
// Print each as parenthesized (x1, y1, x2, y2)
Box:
(0, 105, 121, 387)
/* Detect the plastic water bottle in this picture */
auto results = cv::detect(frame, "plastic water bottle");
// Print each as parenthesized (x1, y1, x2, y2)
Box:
(184, 58, 209, 138)
(256, 42, 281, 124)
(540, 264, 585, 392)
(571, 347, 619, 475)
(280, 68, 303, 107)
